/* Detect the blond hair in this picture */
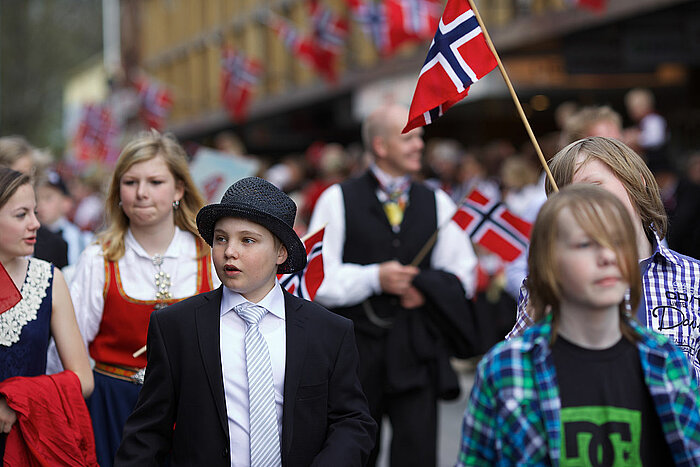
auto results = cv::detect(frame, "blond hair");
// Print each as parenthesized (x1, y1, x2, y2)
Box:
(99, 130, 207, 261)
(545, 136, 667, 240)
(560, 106, 622, 147)
(529, 184, 641, 342)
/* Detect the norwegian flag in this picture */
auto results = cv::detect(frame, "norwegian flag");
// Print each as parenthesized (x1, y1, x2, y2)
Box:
(452, 188, 532, 262)
(277, 227, 325, 301)
(403, 0, 497, 133)
(567, 0, 606, 12)
(0, 262, 21, 315)
(311, 1, 349, 54)
(347, 0, 439, 56)
(269, 14, 339, 83)
(347, 0, 390, 53)
(73, 103, 121, 164)
(395, 0, 441, 42)
(133, 76, 173, 131)
(221, 47, 262, 122)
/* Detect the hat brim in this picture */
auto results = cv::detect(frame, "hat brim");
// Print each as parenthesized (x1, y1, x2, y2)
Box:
(197, 204, 307, 274)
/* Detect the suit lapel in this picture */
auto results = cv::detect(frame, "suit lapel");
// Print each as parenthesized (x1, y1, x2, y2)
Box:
(195, 286, 229, 436)
(281, 291, 308, 456)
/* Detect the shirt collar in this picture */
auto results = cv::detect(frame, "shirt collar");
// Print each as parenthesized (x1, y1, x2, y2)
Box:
(645, 226, 680, 265)
(125, 226, 187, 260)
(370, 165, 411, 193)
(47, 217, 69, 231)
(220, 281, 286, 321)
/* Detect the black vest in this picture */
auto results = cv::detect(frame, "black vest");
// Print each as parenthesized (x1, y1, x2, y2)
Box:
(333, 171, 437, 335)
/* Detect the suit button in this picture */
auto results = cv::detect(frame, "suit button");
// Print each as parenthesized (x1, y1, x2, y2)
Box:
(392, 239, 401, 247)
(222, 448, 229, 457)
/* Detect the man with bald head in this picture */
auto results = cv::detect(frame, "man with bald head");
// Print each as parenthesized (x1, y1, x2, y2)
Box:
(308, 104, 477, 466)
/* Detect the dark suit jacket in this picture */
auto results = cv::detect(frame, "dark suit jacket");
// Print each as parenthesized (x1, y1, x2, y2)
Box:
(115, 287, 376, 467)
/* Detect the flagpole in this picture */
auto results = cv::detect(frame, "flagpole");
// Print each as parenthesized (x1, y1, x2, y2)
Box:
(410, 189, 471, 267)
(466, 0, 558, 193)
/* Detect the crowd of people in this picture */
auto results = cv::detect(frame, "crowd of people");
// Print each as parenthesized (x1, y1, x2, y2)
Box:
(1, 86, 700, 466)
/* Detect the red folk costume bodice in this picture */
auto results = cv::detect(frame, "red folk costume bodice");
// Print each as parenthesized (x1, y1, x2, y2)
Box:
(89, 243, 213, 368)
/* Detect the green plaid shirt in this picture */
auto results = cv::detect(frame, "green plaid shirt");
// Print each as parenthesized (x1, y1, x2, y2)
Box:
(457, 314, 700, 466)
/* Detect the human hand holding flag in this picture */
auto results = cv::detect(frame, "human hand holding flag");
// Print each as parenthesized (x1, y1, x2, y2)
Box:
(403, 0, 497, 133)
(0, 262, 21, 314)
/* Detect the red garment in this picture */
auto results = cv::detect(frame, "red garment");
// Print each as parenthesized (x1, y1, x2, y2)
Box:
(89, 244, 213, 368)
(0, 371, 97, 467)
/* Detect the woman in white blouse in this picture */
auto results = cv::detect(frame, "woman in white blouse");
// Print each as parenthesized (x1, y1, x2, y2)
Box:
(68, 130, 218, 467)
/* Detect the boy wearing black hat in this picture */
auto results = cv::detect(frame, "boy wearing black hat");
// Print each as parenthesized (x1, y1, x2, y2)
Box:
(116, 177, 376, 467)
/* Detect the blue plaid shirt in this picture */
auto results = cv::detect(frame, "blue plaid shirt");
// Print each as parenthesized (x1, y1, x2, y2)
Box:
(508, 232, 700, 379)
(458, 315, 700, 466)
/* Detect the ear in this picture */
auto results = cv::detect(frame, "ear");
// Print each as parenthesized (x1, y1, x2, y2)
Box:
(372, 135, 388, 160)
(277, 244, 289, 266)
(174, 180, 185, 203)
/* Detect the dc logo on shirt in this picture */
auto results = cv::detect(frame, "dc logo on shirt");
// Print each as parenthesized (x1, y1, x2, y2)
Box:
(560, 406, 641, 466)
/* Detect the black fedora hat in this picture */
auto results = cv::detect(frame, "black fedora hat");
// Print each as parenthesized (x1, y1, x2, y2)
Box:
(196, 177, 307, 274)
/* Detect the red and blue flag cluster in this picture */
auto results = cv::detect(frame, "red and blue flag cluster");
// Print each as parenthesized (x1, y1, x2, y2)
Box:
(73, 103, 121, 164)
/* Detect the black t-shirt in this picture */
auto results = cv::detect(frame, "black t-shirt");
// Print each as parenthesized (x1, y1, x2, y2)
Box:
(552, 335, 674, 466)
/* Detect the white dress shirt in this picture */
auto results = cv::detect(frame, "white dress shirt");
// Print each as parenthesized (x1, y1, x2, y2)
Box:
(220, 282, 286, 467)
(46, 227, 220, 373)
(307, 175, 477, 308)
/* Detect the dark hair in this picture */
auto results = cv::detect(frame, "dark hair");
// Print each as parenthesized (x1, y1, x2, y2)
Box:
(0, 167, 32, 210)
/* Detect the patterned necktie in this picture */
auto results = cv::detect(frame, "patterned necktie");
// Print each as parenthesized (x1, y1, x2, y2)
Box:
(234, 302, 282, 467)
(377, 180, 410, 230)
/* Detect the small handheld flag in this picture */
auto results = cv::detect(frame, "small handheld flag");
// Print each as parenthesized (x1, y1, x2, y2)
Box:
(452, 188, 532, 262)
(278, 227, 325, 301)
(403, 0, 497, 133)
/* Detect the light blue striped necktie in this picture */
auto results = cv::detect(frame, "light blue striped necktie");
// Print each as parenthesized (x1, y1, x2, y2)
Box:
(234, 302, 282, 467)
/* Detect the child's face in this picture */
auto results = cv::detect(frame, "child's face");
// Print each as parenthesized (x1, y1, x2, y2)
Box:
(0, 184, 40, 261)
(212, 217, 288, 303)
(119, 156, 184, 230)
(36, 185, 68, 226)
(555, 207, 627, 314)
(572, 156, 639, 228)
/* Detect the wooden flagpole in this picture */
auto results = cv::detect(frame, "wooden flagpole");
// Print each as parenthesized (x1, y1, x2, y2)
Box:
(410, 190, 471, 267)
(466, 0, 558, 193)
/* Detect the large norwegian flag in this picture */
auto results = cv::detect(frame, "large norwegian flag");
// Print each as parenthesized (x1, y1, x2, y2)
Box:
(133, 76, 173, 131)
(73, 103, 120, 164)
(347, 0, 439, 56)
(403, 0, 497, 133)
(221, 47, 262, 122)
(452, 188, 532, 262)
(277, 227, 325, 301)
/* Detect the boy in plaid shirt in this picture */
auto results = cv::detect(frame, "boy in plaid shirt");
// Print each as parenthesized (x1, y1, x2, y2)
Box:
(458, 185, 700, 466)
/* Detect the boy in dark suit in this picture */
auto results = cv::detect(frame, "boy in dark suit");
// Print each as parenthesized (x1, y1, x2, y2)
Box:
(116, 177, 376, 467)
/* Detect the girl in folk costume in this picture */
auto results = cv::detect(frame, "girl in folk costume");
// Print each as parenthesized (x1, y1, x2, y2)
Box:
(70, 131, 218, 466)
(457, 185, 700, 466)
(0, 168, 94, 461)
